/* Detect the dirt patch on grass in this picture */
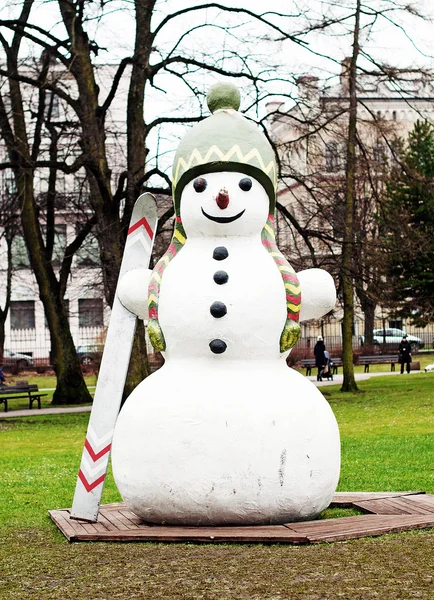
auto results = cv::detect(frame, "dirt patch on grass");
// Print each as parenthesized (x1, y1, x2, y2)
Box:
(1, 527, 433, 599)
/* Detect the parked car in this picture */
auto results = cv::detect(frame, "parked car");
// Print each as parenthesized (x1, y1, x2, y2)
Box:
(76, 344, 104, 366)
(2, 349, 34, 369)
(360, 329, 424, 352)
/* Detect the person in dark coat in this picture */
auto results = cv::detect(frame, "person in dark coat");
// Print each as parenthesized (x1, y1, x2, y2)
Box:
(314, 336, 326, 381)
(398, 334, 412, 374)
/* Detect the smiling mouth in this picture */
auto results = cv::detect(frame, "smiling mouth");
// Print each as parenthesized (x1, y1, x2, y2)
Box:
(201, 207, 246, 223)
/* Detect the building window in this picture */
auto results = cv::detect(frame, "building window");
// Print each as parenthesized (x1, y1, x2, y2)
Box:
(373, 143, 386, 165)
(392, 110, 397, 121)
(76, 230, 100, 267)
(10, 301, 35, 329)
(44, 91, 60, 119)
(79, 298, 104, 328)
(51, 224, 67, 266)
(11, 235, 31, 269)
(389, 320, 403, 330)
(325, 142, 340, 172)
(2, 169, 16, 195)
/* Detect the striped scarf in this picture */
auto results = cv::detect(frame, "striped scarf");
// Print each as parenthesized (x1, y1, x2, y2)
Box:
(147, 214, 301, 352)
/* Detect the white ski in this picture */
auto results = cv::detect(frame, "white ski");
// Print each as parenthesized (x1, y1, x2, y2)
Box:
(70, 193, 158, 522)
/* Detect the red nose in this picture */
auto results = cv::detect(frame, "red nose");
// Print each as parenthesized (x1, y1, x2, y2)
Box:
(216, 188, 229, 210)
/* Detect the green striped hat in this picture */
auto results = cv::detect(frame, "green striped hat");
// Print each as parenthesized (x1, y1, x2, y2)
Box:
(172, 82, 277, 214)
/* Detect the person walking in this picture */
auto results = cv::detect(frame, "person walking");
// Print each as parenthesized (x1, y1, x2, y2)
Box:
(398, 334, 412, 374)
(314, 336, 326, 381)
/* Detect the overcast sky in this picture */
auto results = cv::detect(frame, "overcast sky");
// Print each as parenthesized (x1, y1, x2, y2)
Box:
(1, 0, 433, 174)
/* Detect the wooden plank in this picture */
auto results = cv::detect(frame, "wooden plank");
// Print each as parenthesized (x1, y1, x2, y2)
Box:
(96, 511, 123, 531)
(353, 497, 433, 515)
(50, 494, 434, 544)
(331, 491, 424, 506)
(49, 510, 76, 541)
(287, 515, 375, 533)
(98, 509, 132, 531)
(112, 510, 140, 530)
(306, 516, 434, 543)
(71, 525, 308, 544)
(100, 502, 128, 511)
(49, 510, 89, 541)
(403, 494, 434, 513)
(118, 509, 144, 526)
(79, 521, 103, 534)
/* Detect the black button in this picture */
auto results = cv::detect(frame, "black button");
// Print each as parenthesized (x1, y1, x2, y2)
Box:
(210, 301, 227, 318)
(213, 270, 229, 285)
(209, 339, 227, 354)
(213, 246, 228, 260)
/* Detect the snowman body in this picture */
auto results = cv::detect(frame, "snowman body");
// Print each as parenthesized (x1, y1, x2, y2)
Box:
(158, 235, 285, 361)
(111, 171, 340, 525)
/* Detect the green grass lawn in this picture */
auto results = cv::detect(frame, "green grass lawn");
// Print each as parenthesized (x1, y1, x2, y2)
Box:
(0, 373, 433, 599)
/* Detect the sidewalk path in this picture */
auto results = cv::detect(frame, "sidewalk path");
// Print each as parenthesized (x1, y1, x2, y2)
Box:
(0, 370, 423, 419)
(309, 369, 422, 387)
(0, 405, 92, 419)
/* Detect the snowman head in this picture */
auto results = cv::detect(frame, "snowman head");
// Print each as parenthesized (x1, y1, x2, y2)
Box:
(172, 82, 277, 220)
(180, 170, 269, 237)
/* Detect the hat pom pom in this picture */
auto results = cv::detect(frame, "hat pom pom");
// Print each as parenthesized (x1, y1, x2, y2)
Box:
(207, 82, 241, 114)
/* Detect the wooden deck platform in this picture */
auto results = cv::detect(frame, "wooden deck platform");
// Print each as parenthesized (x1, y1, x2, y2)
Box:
(49, 492, 434, 544)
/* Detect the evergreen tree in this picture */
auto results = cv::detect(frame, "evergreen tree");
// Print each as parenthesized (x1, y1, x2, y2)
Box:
(384, 120, 434, 326)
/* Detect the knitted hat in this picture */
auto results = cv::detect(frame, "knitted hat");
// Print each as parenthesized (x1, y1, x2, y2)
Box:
(172, 82, 277, 215)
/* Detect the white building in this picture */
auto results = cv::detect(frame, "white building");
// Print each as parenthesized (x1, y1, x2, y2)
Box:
(0, 62, 130, 367)
(266, 59, 434, 347)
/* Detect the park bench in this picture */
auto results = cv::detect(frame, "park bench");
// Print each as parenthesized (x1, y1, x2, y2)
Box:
(300, 358, 342, 376)
(357, 355, 398, 373)
(0, 380, 47, 412)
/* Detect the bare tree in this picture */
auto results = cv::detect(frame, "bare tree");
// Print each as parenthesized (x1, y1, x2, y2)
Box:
(266, 0, 433, 391)
(0, 2, 92, 404)
(0, 0, 322, 392)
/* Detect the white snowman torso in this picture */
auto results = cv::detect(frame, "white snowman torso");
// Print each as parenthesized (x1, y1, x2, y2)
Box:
(112, 170, 340, 525)
(158, 235, 286, 360)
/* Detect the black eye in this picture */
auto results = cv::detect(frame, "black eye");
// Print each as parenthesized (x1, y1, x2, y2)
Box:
(193, 177, 207, 193)
(239, 177, 252, 191)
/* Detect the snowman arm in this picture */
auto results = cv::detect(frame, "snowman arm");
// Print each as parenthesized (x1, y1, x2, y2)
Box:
(117, 267, 152, 321)
(296, 268, 336, 322)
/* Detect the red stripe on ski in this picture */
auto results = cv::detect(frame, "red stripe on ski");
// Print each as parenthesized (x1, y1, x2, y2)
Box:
(84, 439, 111, 462)
(128, 217, 153, 239)
(78, 469, 106, 493)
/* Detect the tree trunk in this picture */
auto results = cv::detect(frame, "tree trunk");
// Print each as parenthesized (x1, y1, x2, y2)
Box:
(341, 0, 361, 393)
(122, 0, 157, 394)
(19, 170, 92, 405)
(124, 320, 151, 398)
(2, 5, 91, 405)
(58, 0, 122, 307)
(0, 233, 13, 362)
(0, 317, 5, 363)
(363, 298, 376, 347)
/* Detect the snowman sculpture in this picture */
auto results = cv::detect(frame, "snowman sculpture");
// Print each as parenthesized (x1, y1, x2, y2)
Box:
(112, 82, 340, 525)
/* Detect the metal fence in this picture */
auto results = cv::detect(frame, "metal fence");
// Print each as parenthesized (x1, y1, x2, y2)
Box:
(3, 320, 434, 374)
(2, 325, 159, 374)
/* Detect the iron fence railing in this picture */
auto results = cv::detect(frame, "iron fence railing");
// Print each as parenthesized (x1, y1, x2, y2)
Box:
(2, 321, 434, 374)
